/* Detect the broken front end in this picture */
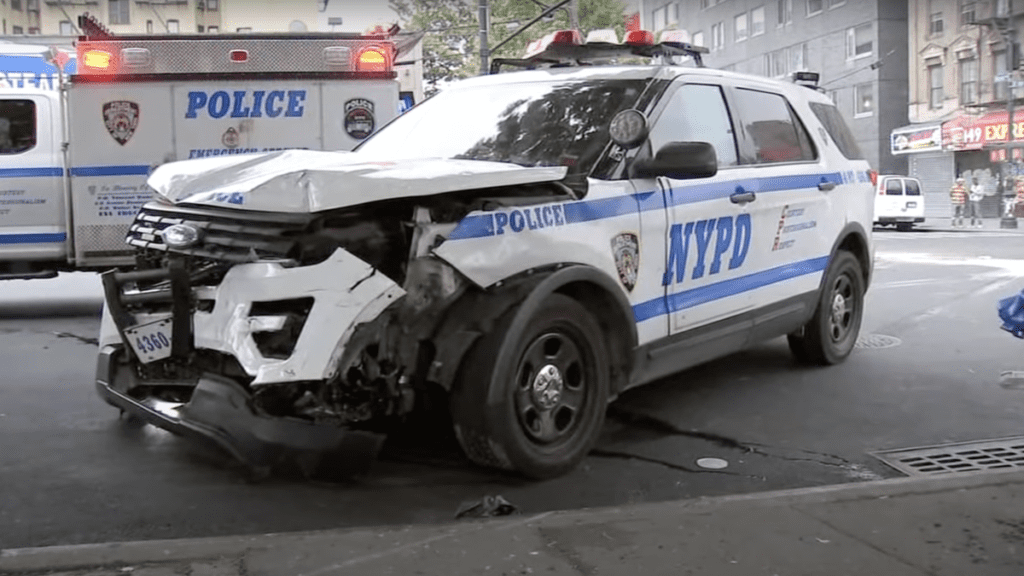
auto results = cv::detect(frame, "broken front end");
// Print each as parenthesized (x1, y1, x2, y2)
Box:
(95, 198, 483, 474)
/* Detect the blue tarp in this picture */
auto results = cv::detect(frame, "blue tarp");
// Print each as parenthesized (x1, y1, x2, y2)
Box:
(0, 54, 76, 90)
(998, 289, 1024, 339)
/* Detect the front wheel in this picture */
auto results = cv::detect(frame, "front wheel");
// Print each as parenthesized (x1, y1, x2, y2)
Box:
(450, 293, 609, 479)
(788, 250, 865, 366)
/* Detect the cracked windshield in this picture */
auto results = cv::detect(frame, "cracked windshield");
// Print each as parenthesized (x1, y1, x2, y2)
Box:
(2, 0, 1023, 574)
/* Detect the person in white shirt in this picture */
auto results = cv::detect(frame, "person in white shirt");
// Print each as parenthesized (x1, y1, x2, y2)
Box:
(969, 177, 985, 229)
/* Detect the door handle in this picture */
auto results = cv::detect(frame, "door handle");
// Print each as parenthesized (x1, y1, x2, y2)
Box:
(818, 181, 837, 191)
(730, 190, 757, 204)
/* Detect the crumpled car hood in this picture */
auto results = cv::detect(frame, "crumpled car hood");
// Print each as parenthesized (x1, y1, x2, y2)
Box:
(147, 150, 570, 213)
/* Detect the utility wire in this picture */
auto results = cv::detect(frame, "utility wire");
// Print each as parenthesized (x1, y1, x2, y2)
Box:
(821, 49, 896, 88)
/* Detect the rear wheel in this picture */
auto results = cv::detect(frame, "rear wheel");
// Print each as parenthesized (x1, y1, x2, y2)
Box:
(896, 222, 913, 232)
(450, 294, 609, 479)
(788, 251, 864, 366)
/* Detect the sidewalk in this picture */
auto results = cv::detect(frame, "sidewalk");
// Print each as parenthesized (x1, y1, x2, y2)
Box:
(910, 217, 1024, 233)
(3, 469, 1022, 576)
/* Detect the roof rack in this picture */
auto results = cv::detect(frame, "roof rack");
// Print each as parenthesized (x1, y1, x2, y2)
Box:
(490, 30, 709, 74)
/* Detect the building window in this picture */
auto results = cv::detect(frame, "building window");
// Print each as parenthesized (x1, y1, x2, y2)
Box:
(789, 42, 807, 71)
(197, 25, 204, 32)
(854, 83, 873, 116)
(711, 22, 724, 50)
(28, 27, 39, 34)
(995, 50, 1008, 100)
(778, 0, 792, 25)
(751, 6, 765, 36)
(146, 19, 153, 33)
(653, 3, 676, 31)
(997, 0, 1009, 16)
(828, 0, 846, 7)
(959, 57, 979, 104)
(734, 12, 748, 42)
(205, 0, 218, 10)
(928, 64, 944, 109)
(109, 0, 130, 25)
(236, 27, 253, 33)
(807, 0, 823, 16)
(929, 11, 944, 36)
(59, 20, 73, 35)
(764, 43, 807, 77)
(166, 19, 179, 33)
(26, 0, 37, 11)
(208, 25, 219, 32)
(10, 0, 20, 11)
(693, 31, 706, 47)
(846, 23, 872, 59)
(11, 25, 22, 34)
(960, 1, 976, 28)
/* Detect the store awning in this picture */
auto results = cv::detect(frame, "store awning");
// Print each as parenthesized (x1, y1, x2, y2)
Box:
(942, 109, 1024, 151)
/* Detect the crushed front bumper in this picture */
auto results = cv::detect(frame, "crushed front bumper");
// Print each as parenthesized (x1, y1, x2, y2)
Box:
(96, 345, 386, 474)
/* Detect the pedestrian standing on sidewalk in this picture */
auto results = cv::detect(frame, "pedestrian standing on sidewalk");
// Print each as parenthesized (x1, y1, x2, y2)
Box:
(950, 177, 968, 228)
(969, 177, 985, 228)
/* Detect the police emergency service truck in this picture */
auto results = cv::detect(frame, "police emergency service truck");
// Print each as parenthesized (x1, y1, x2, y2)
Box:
(0, 18, 401, 280)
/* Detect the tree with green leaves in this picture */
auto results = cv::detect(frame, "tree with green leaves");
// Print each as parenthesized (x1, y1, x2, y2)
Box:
(389, 0, 480, 96)
(391, 0, 629, 93)
(488, 0, 628, 62)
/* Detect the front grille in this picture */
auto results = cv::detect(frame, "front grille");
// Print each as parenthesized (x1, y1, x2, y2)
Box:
(127, 203, 314, 264)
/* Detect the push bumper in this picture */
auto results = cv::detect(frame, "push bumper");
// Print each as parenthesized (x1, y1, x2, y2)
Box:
(95, 345, 386, 475)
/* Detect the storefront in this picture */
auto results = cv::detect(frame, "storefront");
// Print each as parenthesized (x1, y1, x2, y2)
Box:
(890, 123, 954, 220)
(941, 108, 1024, 217)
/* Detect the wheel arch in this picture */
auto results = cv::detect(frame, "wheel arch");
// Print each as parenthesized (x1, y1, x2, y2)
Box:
(825, 223, 872, 291)
(432, 264, 637, 401)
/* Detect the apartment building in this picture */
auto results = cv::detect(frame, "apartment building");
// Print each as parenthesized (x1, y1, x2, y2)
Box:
(627, 0, 909, 176)
(903, 0, 1024, 218)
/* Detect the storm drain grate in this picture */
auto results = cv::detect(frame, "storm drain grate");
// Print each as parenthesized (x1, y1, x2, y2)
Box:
(855, 334, 902, 349)
(872, 437, 1024, 476)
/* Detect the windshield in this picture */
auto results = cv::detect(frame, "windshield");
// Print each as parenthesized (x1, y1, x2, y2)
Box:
(356, 78, 647, 177)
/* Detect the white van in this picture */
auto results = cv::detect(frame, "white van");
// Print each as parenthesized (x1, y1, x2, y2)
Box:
(874, 175, 925, 231)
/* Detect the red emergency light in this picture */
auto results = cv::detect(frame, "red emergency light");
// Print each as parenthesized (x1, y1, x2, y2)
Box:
(623, 30, 655, 46)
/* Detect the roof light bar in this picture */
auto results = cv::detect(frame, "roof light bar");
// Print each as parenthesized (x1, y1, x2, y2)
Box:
(659, 30, 691, 44)
(585, 29, 619, 44)
(524, 29, 583, 58)
(121, 48, 152, 68)
(82, 49, 112, 70)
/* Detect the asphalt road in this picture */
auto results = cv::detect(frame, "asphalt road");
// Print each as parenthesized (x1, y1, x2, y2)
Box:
(2, 225, 1024, 549)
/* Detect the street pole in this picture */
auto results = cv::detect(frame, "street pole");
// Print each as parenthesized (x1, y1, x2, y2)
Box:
(479, 0, 490, 76)
(1004, 0, 1019, 228)
(569, 0, 580, 30)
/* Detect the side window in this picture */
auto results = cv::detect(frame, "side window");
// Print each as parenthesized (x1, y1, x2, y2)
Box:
(649, 83, 739, 168)
(885, 178, 903, 195)
(0, 99, 37, 154)
(905, 179, 921, 196)
(808, 101, 864, 159)
(733, 88, 817, 164)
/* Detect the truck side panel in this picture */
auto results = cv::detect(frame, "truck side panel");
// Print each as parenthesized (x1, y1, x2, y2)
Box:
(0, 92, 68, 263)
(68, 82, 174, 268)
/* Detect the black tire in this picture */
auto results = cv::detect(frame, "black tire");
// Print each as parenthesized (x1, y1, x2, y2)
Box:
(788, 251, 864, 366)
(896, 222, 913, 232)
(450, 293, 609, 479)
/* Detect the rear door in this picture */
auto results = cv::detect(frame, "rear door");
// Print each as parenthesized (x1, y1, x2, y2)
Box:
(875, 176, 904, 221)
(903, 178, 925, 220)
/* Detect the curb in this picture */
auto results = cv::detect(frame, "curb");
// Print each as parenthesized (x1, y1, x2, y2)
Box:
(3, 468, 1024, 573)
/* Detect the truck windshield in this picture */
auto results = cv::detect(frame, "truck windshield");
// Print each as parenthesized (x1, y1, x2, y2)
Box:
(356, 78, 646, 177)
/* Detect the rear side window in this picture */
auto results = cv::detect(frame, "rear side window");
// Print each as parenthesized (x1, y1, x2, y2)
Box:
(809, 101, 864, 160)
(0, 99, 36, 155)
(885, 179, 903, 195)
(905, 179, 921, 196)
(733, 88, 816, 164)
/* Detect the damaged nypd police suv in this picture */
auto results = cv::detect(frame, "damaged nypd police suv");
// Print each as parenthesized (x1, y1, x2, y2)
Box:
(96, 30, 875, 479)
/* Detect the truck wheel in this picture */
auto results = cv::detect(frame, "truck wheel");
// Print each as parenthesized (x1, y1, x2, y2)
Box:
(787, 251, 864, 366)
(451, 294, 609, 479)
(896, 222, 913, 232)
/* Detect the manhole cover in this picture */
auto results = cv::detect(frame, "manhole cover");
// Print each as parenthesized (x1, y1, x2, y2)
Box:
(855, 334, 902, 349)
(872, 437, 1024, 476)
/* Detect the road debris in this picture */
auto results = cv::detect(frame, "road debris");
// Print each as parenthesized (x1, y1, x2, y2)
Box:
(455, 495, 518, 519)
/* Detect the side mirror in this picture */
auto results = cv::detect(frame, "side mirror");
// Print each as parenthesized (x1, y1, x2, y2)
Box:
(630, 141, 718, 180)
